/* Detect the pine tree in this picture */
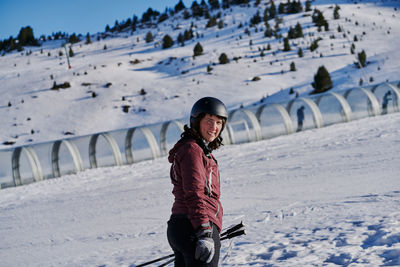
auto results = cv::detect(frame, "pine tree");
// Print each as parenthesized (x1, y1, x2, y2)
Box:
(269, 1, 276, 19)
(290, 62, 296, 71)
(333, 5, 341, 20)
(145, 31, 154, 43)
(305, 0, 312, 12)
(283, 37, 291, 51)
(193, 42, 203, 56)
(288, 27, 296, 39)
(17, 26, 39, 47)
(250, 11, 262, 26)
(162, 34, 174, 49)
(294, 22, 303, 38)
(357, 50, 367, 68)
(311, 66, 333, 94)
(85, 33, 92, 44)
(69, 46, 74, 57)
(208, 0, 220, 9)
(219, 53, 229, 64)
(206, 17, 217, 28)
(69, 33, 80, 44)
(298, 47, 303, 57)
(175, 0, 186, 12)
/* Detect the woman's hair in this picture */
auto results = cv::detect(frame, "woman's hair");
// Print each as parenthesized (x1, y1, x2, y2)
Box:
(181, 113, 226, 151)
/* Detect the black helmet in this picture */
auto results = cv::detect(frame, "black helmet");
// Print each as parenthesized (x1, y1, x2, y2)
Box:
(190, 97, 228, 123)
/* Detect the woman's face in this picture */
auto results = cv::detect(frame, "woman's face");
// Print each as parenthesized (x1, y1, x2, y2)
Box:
(199, 114, 223, 143)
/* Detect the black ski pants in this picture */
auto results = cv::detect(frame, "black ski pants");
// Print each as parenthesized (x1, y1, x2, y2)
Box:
(167, 214, 221, 267)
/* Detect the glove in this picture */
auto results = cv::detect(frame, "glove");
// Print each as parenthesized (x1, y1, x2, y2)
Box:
(194, 228, 215, 263)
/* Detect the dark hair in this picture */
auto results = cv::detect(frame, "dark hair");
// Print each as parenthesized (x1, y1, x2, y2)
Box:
(181, 113, 226, 151)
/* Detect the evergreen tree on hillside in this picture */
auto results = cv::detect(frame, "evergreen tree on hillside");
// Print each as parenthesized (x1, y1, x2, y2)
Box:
(162, 34, 174, 49)
(357, 50, 367, 68)
(69, 46, 74, 57)
(312, 9, 329, 30)
(283, 37, 291, 51)
(334, 5, 341, 20)
(142, 8, 160, 23)
(269, 1, 277, 19)
(294, 22, 303, 38)
(311, 66, 333, 94)
(222, 0, 230, 9)
(145, 31, 154, 43)
(69, 33, 80, 44)
(85, 33, 92, 44)
(17, 26, 39, 47)
(219, 53, 229, 64)
(305, 0, 312, 12)
(288, 26, 296, 39)
(250, 10, 262, 26)
(208, 0, 220, 9)
(193, 42, 203, 56)
(298, 47, 303, 57)
(191, 1, 203, 17)
(175, 0, 186, 13)
(206, 16, 218, 28)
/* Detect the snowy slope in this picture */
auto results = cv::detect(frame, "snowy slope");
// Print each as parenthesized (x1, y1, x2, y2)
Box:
(0, 110, 399, 266)
(0, 0, 400, 266)
(0, 0, 399, 148)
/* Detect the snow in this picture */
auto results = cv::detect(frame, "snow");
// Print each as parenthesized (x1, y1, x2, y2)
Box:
(0, 112, 399, 266)
(0, 0, 400, 266)
(1, 0, 399, 147)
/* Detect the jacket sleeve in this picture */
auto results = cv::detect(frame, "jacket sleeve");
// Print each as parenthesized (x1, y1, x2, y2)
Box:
(178, 143, 210, 231)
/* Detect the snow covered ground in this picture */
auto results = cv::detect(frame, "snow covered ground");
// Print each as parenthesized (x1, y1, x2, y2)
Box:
(0, 111, 399, 266)
(1, 0, 399, 148)
(1, 0, 400, 266)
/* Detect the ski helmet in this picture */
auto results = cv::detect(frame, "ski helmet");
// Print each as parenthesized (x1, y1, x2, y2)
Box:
(190, 97, 228, 124)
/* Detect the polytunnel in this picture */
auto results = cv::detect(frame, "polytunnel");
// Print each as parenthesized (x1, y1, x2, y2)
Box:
(315, 92, 352, 126)
(256, 104, 294, 139)
(0, 81, 399, 189)
(227, 109, 262, 144)
(287, 97, 324, 132)
(371, 82, 400, 115)
(343, 87, 380, 120)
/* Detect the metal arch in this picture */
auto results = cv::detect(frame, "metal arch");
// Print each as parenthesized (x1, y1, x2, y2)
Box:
(287, 97, 324, 128)
(386, 83, 400, 112)
(316, 92, 352, 122)
(360, 88, 381, 116)
(52, 140, 84, 178)
(372, 83, 400, 113)
(256, 103, 294, 135)
(160, 120, 184, 156)
(228, 109, 262, 142)
(125, 127, 160, 164)
(89, 133, 123, 168)
(344, 87, 380, 116)
(224, 123, 235, 144)
(12, 146, 43, 186)
(220, 124, 233, 145)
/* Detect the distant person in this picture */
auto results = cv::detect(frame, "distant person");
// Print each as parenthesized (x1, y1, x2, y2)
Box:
(167, 97, 228, 267)
(296, 105, 305, 132)
(382, 90, 392, 115)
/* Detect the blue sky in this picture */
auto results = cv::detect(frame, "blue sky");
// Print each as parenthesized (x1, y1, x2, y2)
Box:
(0, 0, 192, 40)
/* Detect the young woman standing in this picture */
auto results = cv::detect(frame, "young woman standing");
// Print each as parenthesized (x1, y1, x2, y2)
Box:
(167, 97, 228, 267)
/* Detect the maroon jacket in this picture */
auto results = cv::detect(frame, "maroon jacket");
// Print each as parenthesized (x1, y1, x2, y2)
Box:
(168, 137, 223, 232)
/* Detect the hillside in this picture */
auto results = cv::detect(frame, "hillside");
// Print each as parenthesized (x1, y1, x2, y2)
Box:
(0, 106, 399, 266)
(0, 0, 399, 149)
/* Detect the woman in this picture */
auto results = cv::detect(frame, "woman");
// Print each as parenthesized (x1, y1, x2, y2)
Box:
(167, 97, 228, 267)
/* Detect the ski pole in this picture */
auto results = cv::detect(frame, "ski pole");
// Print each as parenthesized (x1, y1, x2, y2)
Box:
(135, 222, 245, 267)
(158, 258, 174, 267)
(135, 254, 174, 267)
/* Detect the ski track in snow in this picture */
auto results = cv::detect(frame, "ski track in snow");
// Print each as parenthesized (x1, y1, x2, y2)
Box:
(0, 113, 399, 266)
